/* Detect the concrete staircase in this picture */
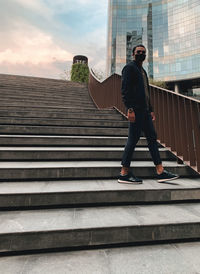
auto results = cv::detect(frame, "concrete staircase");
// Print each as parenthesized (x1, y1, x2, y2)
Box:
(0, 74, 200, 261)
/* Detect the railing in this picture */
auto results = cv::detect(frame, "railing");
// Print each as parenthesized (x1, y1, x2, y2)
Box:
(89, 69, 200, 174)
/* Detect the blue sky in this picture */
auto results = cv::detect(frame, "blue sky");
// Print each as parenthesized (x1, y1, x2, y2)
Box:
(0, 0, 108, 79)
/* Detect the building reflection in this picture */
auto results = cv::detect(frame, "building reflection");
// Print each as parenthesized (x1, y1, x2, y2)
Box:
(107, 0, 200, 94)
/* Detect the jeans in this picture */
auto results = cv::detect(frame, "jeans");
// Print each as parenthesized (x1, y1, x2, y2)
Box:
(121, 110, 162, 167)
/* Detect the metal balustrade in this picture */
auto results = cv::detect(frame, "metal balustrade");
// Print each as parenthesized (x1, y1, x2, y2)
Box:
(88, 69, 200, 174)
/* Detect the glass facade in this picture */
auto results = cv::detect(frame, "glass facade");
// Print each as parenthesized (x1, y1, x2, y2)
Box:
(106, 0, 200, 82)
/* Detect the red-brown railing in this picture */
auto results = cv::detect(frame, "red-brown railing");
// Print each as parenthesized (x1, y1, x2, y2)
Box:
(89, 69, 200, 174)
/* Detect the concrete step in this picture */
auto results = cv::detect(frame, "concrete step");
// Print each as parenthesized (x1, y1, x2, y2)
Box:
(0, 86, 89, 93)
(0, 111, 124, 120)
(0, 117, 128, 128)
(0, 147, 174, 161)
(0, 80, 86, 85)
(0, 203, 200, 253)
(0, 161, 196, 181)
(0, 91, 91, 99)
(0, 80, 87, 89)
(0, 78, 89, 92)
(0, 178, 199, 208)
(0, 135, 148, 147)
(0, 106, 114, 114)
(0, 87, 90, 94)
(1, 89, 90, 96)
(0, 101, 95, 108)
(1, 242, 199, 273)
(0, 78, 86, 86)
(1, 95, 91, 102)
(0, 91, 93, 101)
(0, 74, 85, 84)
(0, 83, 88, 91)
(0, 87, 91, 94)
(0, 99, 95, 107)
(0, 125, 129, 136)
(0, 88, 90, 96)
(0, 80, 87, 87)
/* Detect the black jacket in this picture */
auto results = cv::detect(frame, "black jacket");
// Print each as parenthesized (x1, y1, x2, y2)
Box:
(121, 61, 153, 112)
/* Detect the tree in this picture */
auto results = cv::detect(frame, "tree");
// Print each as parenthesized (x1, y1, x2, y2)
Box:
(71, 63, 89, 83)
(59, 67, 71, 81)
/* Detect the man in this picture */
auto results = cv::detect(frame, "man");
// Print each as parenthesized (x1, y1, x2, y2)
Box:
(118, 44, 179, 184)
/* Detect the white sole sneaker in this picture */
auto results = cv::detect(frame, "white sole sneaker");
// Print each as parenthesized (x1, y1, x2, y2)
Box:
(157, 175, 179, 183)
(118, 179, 143, 184)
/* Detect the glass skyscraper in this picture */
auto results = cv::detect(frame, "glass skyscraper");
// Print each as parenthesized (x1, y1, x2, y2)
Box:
(107, 0, 200, 92)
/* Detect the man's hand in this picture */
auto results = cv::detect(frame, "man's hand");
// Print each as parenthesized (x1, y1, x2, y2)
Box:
(151, 112, 156, 121)
(127, 109, 135, 123)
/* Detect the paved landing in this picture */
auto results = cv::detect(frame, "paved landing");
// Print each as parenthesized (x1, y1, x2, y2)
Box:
(0, 147, 167, 151)
(0, 242, 200, 274)
(0, 203, 200, 233)
(0, 178, 199, 194)
(0, 161, 183, 168)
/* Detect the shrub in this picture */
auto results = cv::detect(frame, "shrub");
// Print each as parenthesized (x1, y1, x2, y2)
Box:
(71, 63, 89, 83)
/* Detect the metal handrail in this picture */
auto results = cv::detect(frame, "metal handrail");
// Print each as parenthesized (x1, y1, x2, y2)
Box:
(88, 69, 200, 174)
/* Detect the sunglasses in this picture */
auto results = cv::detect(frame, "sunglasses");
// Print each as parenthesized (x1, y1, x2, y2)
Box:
(136, 50, 146, 54)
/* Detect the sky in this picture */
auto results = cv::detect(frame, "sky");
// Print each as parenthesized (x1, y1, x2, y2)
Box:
(0, 0, 108, 79)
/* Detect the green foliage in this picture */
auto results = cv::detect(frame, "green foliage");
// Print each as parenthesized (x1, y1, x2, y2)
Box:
(149, 78, 168, 89)
(71, 63, 89, 83)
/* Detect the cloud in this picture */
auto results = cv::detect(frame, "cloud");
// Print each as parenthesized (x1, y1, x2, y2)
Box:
(44, 0, 107, 14)
(14, 0, 45, 10)
(13, 0, 53, 19)
(0, 24, 73, 65)
(0, 0, 108, 79)
(0, 20, 73, 78)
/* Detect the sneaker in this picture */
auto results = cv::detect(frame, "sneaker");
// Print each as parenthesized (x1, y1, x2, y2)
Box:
(118, 172, 143, 184)
(157, 170, 179, 183)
